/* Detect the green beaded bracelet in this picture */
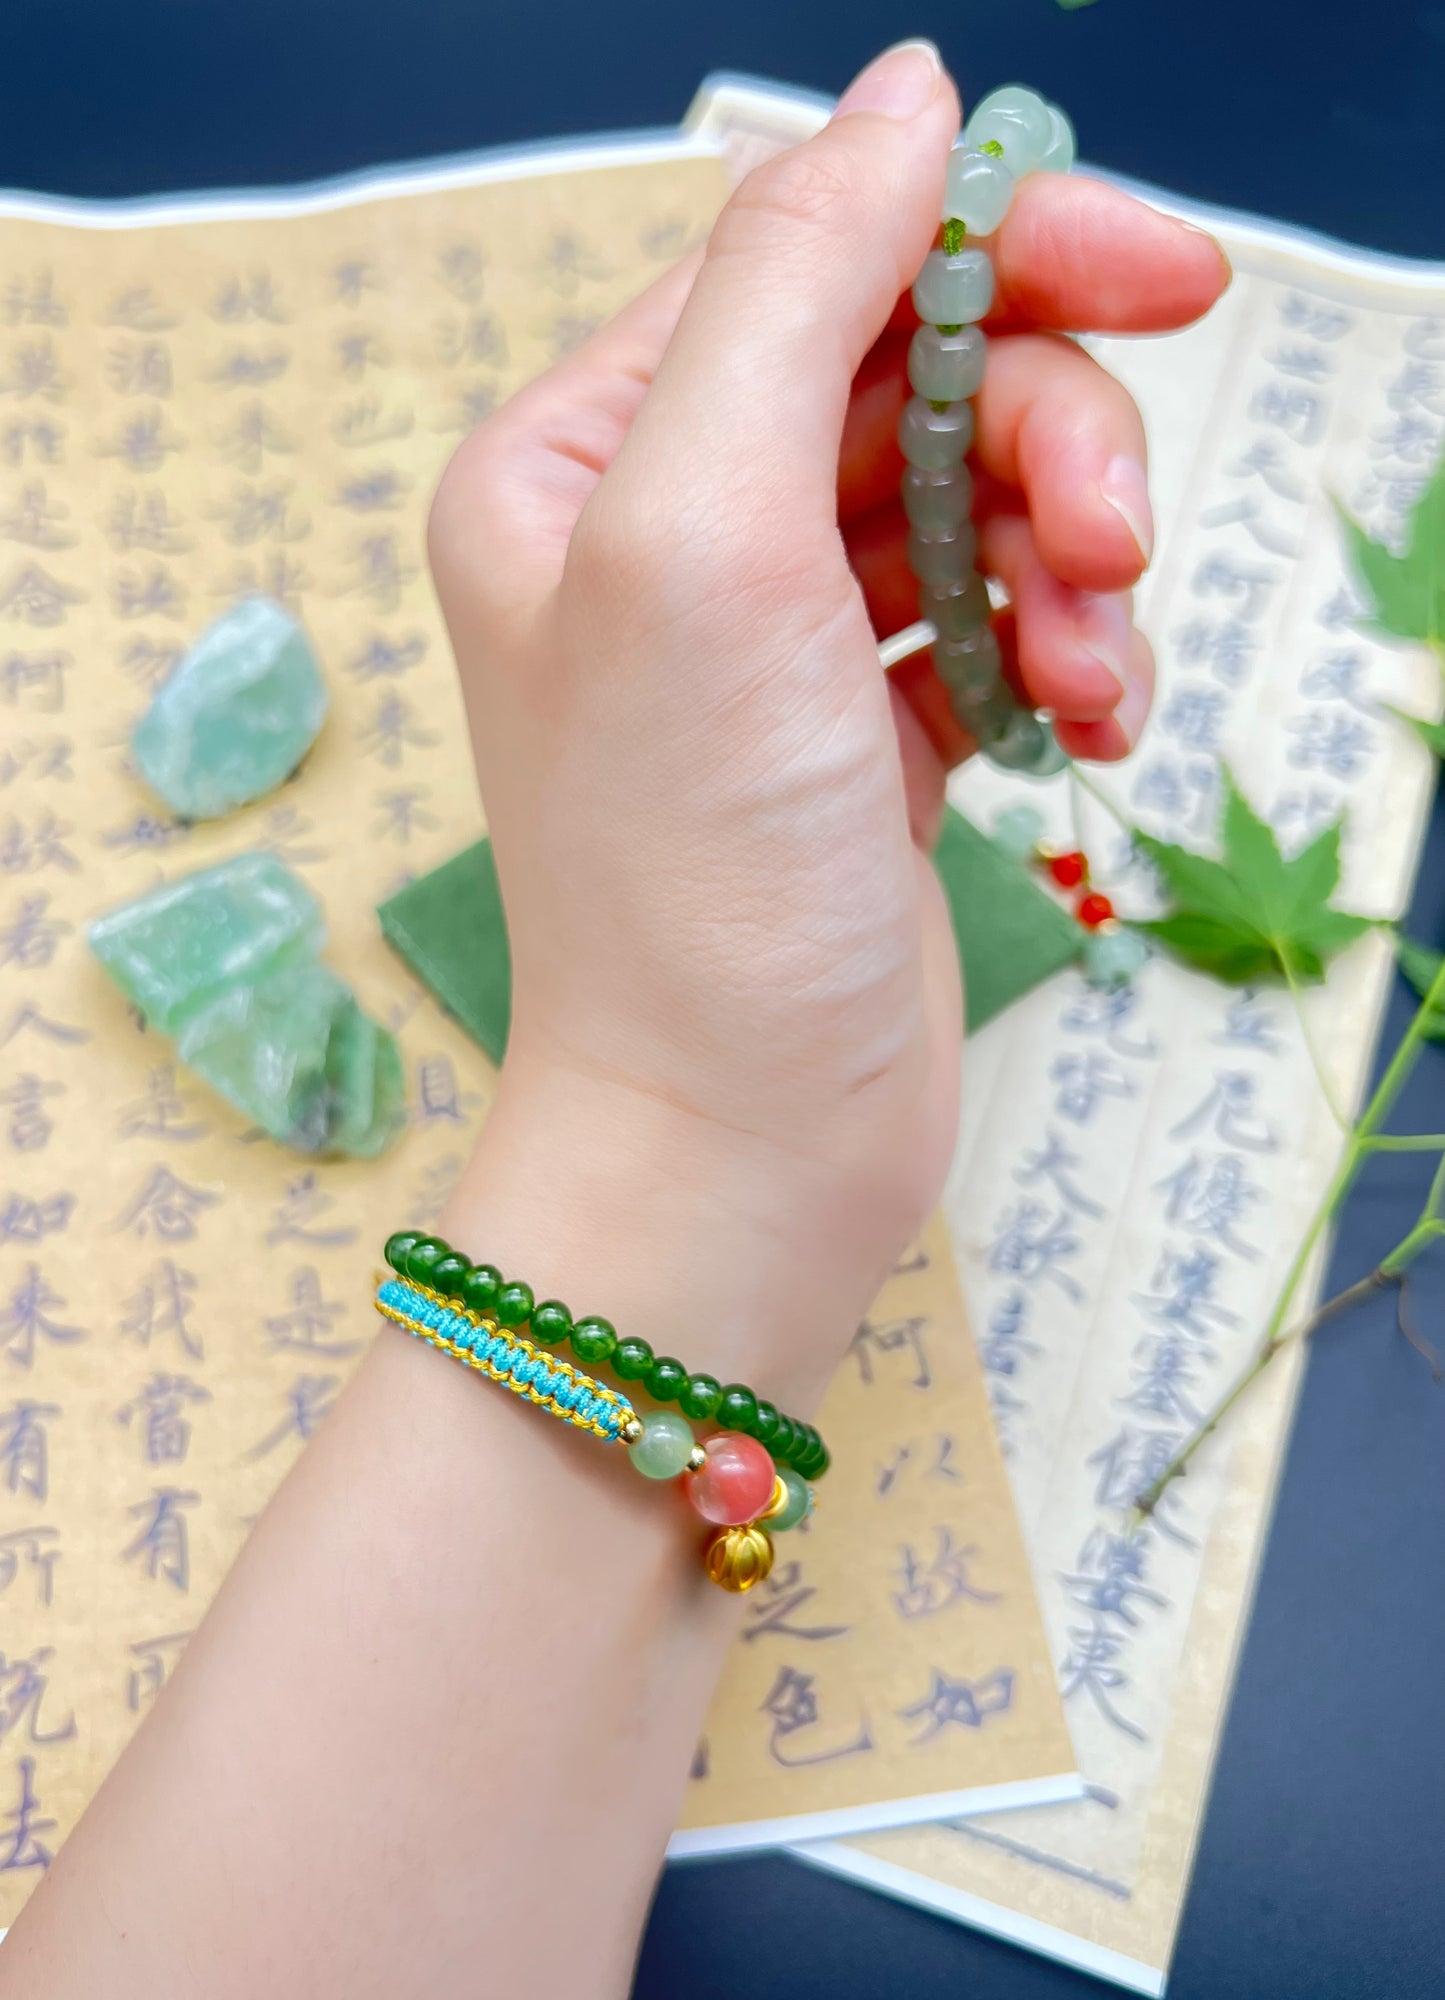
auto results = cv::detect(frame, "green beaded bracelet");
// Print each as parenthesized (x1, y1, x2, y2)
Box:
(382, 1229, 830, 1480)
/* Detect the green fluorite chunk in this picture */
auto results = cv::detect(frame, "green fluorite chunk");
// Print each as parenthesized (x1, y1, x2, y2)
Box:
(132, 597, 328, 820)
(89, 853, 404, 1158)
(88, 852, 322, 1034)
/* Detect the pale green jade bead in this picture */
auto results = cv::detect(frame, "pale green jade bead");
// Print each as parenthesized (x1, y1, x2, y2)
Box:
(986, 709, 1069, 775)
(769, 1467, 813, 1533)
(898, 396, 974, 471)
(907, 323, 987, 404)
(933, 623, 1002, 695)
(953, 682, 1020, 746)
(921, 570, 992, 638)
(628, 1409, 696, 1479)
(911, 247, 994, 328)
(942, 146, 1015, 235)
(907, 522, 977, 586)
(992, 802, 1047, 858)
(1039, 104, 1076, 174)
(1083, 925, 1148, 990)
(962, 85, 1054, 175)
(901, 463, 974, 532)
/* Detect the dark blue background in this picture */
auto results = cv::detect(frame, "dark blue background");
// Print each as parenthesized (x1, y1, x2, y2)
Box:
(4, 3, 1442, 1993)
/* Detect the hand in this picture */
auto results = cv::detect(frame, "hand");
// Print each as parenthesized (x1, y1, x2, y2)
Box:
(429, 42, 1228, 1378)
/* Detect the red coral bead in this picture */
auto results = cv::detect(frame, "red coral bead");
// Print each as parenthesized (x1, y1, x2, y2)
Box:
(1048, 850, 1087, 889)
(684, 1432, 777, 1526)
(1077, 892, 1115, 929)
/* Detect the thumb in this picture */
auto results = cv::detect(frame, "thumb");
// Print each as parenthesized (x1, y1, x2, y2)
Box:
(603, 44, 959, 529)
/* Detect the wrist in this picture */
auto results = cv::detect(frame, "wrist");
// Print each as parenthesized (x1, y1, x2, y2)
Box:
(436, 1050, 904, 1414)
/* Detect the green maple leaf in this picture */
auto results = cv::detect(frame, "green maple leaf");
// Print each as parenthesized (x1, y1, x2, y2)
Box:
(1136, 769, 1373, 984)
(1395, 935, 1445, 1040)
(1333, 451, 1445, 647)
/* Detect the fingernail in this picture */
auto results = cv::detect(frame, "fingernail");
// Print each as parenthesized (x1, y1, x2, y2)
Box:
(1115, 659, 1153, 750)
(1099, 454, 1154, 565)
(832, 40, 943, 122)
(1074, 591, 1133, 696)
(1181, 219, 1234, 289)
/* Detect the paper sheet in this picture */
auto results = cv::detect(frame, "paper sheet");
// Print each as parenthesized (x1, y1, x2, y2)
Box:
(677, 1213, 1078, 1853)
(0, 127, 1073, 1926)
(682, 73, 1445, 1992)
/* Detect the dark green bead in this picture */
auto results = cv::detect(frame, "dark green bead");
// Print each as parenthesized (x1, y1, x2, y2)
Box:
(717, 1383, 759, 1434)
(461, 1263, 502, 1316)
(531, 1299, 572, 1346)
(752, 1400, 781, 1449)
(495, 1280, 534, 1328)
(810, 1441, 831, 1478)
(613, 1337, 654, 1382)
(429, 1253, 470, 1298)
(403, 1236, 449, 1284)
(679, 1373, 722, 1421)
(570, 1315, 617, 1364)
(646, 1355, 689, 1404)
(779, 1417, 807, 1467)
(384, 1230, 421, 1271)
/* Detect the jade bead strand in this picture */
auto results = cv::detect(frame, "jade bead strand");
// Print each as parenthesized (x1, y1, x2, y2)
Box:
(900, 83, 1076, 779)
(381, 1230, 824, 1476)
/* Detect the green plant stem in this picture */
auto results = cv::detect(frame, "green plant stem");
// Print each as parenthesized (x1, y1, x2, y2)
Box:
(1281, 950, 1349, 1131)
(1363, 1133, 1445, 1152)
(1067, 761, 1134, 844)
(1134, 946, 1445, 1518)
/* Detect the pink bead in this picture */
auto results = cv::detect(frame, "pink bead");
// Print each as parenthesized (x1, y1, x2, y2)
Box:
(684, 1432, 776, 1526)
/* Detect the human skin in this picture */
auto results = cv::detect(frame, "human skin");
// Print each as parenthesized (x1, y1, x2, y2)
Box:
(3, 42, 1228, 2000)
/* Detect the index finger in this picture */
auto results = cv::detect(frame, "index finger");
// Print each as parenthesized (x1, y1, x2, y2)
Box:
(987, 173, 1231, 333)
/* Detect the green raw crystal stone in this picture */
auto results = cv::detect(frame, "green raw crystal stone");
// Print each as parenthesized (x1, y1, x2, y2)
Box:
(176, 958, 403, 1157)
(88, 851, 323, 1035)
(132, 597, 328, 820)
(90, 853, 404, 1158)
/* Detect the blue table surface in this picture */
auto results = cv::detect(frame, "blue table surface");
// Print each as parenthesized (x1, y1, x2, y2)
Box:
(4, 4, 1442, 1993)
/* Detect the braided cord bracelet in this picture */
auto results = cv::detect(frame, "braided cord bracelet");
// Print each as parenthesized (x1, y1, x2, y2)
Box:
(900, 82, 1076, 776)
(378, 1232, 821, 1592)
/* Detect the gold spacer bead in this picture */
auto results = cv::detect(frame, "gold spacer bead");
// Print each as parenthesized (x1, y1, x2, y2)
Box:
(620, 1417, 644, 1446)
(686, 1444, 707, 1474)
(760, 1474, 789, 1522)
(703, 1522, 775, 1593)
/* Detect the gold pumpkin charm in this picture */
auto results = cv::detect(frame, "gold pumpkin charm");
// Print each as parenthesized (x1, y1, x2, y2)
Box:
(704, 1521, 775, 1593)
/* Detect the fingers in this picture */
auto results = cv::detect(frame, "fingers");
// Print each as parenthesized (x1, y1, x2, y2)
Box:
(599, 42, 960, 551)
(845, 500, 1150, 734)
(989, 174, 1231, 334)
(973, 333, 1151, 588)
(977, 511, 1140, 723)
(1054, 632, 1156, 762)
(428, 253, 701, 621)
(839, 325, 1154, 592)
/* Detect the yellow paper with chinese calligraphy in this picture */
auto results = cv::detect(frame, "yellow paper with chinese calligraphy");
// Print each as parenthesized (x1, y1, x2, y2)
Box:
(677, 1212, 1079, 1852)
(0, 134, 1075, 1926)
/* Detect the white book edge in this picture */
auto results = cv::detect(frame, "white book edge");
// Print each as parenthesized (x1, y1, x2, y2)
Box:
(789, 1839, 1165, 1997)
(0, 125, 722, 229)
(667, 1768, 1085, 1861)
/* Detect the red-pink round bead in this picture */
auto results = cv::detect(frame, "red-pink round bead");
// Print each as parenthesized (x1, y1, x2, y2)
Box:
(684, 1432, 777, 1526)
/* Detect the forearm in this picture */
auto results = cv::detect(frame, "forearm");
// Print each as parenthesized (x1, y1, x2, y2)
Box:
(6, 1067, 871, 2000)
